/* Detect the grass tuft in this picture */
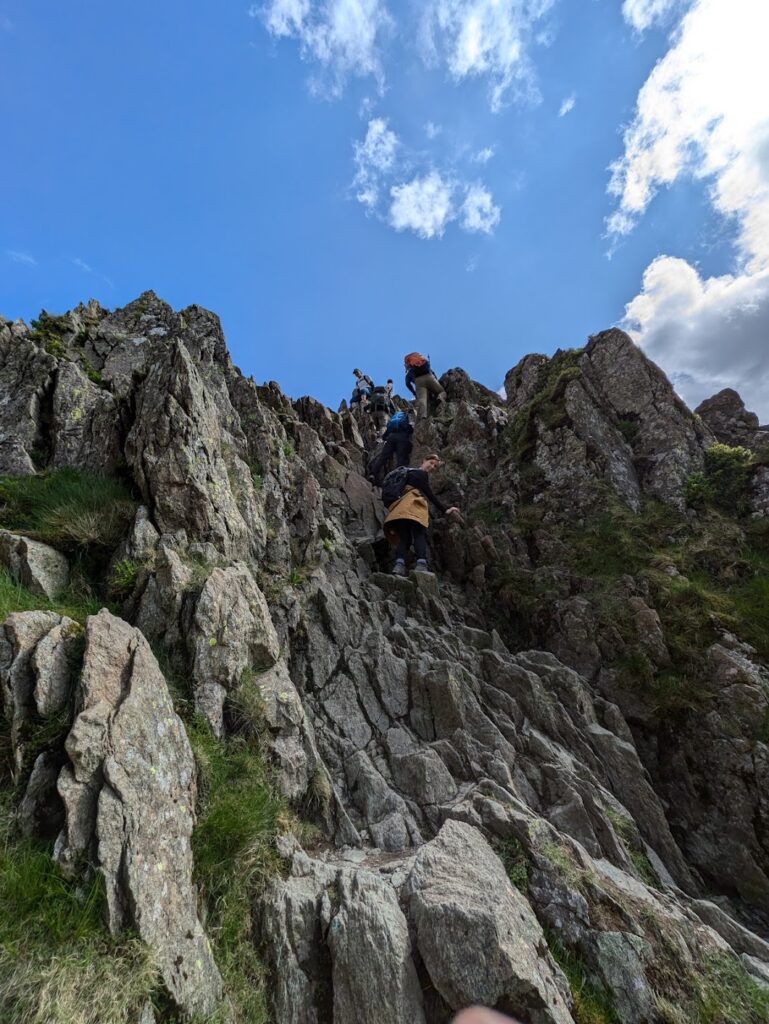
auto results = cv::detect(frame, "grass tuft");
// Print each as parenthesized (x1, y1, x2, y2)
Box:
(0, 569, 103, 624)
(107, 558, 141, 598)
(0, 469, 136, 552)
(0, 792, 158, 1024)
(187, 717, 287, 1023)
(492, 835, 530, 891)
(547, 934, 619, 1024)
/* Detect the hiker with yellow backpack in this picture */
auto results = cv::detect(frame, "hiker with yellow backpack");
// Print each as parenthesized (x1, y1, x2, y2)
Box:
(404, 352, 447, 419)
(382, 454, 462, 575)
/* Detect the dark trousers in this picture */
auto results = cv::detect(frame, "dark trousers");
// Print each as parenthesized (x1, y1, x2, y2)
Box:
(394, 520, 428, 562)
(369, 436, 412, 481)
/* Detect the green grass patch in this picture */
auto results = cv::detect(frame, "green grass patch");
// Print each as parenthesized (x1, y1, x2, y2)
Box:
(532, 497, 769, 711)
(107, 558, 141, 598)
(187, 717, 288, 1023)
(616, 418, 640, 445)
(0, 469, 136, 552)
(471, 500, 506, 525)
(686, 443, 755, 514)
(492, 835, 530, 890)
(0, 569, 103, 625)
(547, 935, 619, 1024)
(287, 568, 305, 588)
(30, 312, 71, 361)
(81, 359, 104, 387)
(655, 953, 769, 1024)
(0, 792, 158, 1024)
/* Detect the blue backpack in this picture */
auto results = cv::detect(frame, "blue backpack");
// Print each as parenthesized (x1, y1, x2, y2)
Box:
(387, 411, 409, 432)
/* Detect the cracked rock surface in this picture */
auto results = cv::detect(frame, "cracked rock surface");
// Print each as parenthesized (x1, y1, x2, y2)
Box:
(3, 293, 769, 1022)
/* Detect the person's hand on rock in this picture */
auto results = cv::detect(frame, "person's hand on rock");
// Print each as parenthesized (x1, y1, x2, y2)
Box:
(452, 1009, 521, 1024)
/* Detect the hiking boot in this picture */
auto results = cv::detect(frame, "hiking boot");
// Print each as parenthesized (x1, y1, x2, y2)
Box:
(392, 559, 407, 576)
(414, 559, 431, 573)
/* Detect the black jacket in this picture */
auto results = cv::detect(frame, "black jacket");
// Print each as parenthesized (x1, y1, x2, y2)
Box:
(405, 362, 432, 395)
(405, 469, 447, 513)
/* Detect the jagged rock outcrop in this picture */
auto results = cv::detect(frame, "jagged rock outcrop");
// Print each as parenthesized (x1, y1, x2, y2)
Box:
(696, 388, 769, 451)
(54, 610, 223, 1019)
(502, 330, 713, 513)
(190, 562, 280, 735)
(3, 293, 769, 1023)
(260, 822, 573, 1024)
(0, 610, 77, 777)
(404, 821, 573, 1023)
(0, 317, 55, 475)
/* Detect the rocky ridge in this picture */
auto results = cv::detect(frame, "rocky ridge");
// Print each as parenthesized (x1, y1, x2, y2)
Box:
(1, 293, 769, 1023)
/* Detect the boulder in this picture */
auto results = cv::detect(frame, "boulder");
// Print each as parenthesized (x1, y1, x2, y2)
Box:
(0, 530, 70, 600)
(55, 610, 223, 1019)
(404, 820, 574, 1024)
(0, 610, 69, 774)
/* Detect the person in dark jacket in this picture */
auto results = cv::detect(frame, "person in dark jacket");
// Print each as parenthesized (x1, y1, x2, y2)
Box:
(368, 378, 396, 430)
(367, 411, 413, 484)
(404, 354, 446, 419)
(384, 454, 461, 574)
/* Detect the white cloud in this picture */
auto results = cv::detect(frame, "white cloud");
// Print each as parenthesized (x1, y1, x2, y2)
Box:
(351, 117, 501, 238)
(389, 172, 455, 239)
(472, 145, 495, 164)
(72, 255, 114, 289)
(608, 0, 769, 266)
(461, 183, 501, 233)
(257, 0, 310, 35)
(621, 0, 682, 33)
(419, 0, 556, 112)
(258, 0, 392, 94)
(612, 0, 769, 420)
(623, 256, 769, 419)
(466, 254, 479, 272)
(558, 93, 575, 117)
(425, 121, 442, 139)
(353, 117, 399, 208)
(6, 249, 37, 267)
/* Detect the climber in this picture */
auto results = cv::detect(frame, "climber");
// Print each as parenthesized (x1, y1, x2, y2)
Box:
(404, 352, 447, 420)
(350, 368, 374, 413)
(382, 454, 462, 575)
(367, 409, 414, 485)
(368, 378, 396, 430)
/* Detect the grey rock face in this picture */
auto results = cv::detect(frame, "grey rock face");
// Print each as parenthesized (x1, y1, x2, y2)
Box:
(0, 321, 54, 474)
(581, 329, 712, 508)
(50, 360, 122, 472)
(0, 529, 70, 599)
(404, 820, 573, 1024)
(125, 340, 259, 559)
(0, 610, 71, 775)
(696, 388, 769, 451)
(259, 847, 426, 1024)
(5, 294, 769, 1023)
(55, 610, 223, 1019)
(327, 870, 426, 1024)
(190, 562, 280, 735)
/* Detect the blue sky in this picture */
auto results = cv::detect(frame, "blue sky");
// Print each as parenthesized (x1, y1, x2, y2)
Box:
(2, 1, 767, 415)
